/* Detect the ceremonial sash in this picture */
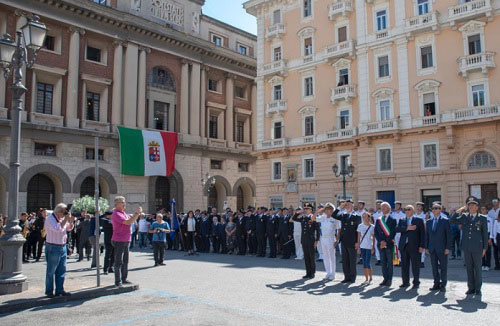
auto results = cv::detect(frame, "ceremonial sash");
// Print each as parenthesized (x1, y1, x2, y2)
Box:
(378, 217, 391, 237)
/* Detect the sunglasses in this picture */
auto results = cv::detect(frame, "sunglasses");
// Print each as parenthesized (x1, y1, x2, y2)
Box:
(432, 207, 441, 210)
(404, 208, 412, 211)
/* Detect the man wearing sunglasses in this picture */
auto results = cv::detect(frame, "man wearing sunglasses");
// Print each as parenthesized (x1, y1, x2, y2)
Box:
(452, 196, 489, 296)
(425, 203, 451, 292)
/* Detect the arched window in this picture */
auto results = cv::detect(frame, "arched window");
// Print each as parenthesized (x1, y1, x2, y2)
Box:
(80, 177, 102, 198)
(149, 67, 176, 92)
(237, 186, 244, 211)
(27, 174, 55, 213)
(467, 151, 496, 170)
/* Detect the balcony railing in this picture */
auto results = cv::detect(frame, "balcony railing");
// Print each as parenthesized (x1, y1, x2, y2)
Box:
(328, 1, 353, 20)
(265, 23, 286, 40)
(442, 103, 500, 122)
(324, 40, 355, 60)
(404, 11, 439, 34)
(302, 135, 316, 144)
(30, 112, 64, 127)
(326, 128, 357, 140)
(261, 59, 287, 77)
(375, 29, 390, 40)
(331, 84, 356, 103)
(266, 100, 287, 115)
(261, 138, 289, 149)
(360, 119, 399, 133)
(458, 52, 496, 77)
(412, 115, 440, 127)
(235, 142, 253, 151)
(448, 0, 492, 24)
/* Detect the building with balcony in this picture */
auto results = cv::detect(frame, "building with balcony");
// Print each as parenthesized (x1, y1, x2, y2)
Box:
(0, 0, 258, 214)
(245, 0, 500, 210)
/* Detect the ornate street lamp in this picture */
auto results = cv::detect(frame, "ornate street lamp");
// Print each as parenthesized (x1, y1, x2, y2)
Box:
(332, 163, 355, 201)
(0, 15, 48, 294)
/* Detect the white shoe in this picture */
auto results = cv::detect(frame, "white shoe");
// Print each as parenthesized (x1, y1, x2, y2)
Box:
(481, 266, 485, 271)
(484, 266, 489, 271)
(295, 257, 303, 260)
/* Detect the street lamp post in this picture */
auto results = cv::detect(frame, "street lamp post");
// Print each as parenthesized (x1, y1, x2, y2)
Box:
(0, 16, 48, 294)
(332, 163, 355, 201)
(201, 173, 216, 210)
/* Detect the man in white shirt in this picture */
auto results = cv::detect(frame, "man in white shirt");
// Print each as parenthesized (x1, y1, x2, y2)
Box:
(137, 214, 150, 249)
(373, 200, 383, 265)
(488, 198, 500, 270)
(355, 201, 367, 216)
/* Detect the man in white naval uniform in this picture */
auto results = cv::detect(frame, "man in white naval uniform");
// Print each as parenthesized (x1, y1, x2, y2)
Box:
(314, 203, 341, 280)
(316, 203, 325, 262)
(373, 200, 383, 265)
(415, 202, 427, 268)
(292, 206, 304, 260)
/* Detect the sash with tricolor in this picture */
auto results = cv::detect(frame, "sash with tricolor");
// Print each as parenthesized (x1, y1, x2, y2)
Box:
(378, 217, 400, 265)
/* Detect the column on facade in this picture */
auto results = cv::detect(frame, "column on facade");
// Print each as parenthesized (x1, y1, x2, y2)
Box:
(123, 43, 139, 127)
(225, 74, 234, 144)
(357, 47, 370, 124)
(397, 38, 411, 128)
(200, 66, 207, 138)
(180, 60, 189, 135)
(66, 26, 83, 127)
(251, 83, 257, 146)
(137, 47, 148, 129)
(111, 41, 124, 128)
(189, 62, 201, 139)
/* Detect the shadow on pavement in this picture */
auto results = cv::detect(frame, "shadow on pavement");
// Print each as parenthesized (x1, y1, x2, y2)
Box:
(442, 297, 488, 313)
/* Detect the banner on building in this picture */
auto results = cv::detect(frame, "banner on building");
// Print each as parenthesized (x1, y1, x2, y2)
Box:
(117, 126, 178, 177)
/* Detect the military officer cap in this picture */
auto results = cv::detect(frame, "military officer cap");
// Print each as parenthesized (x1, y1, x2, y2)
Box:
(276, 207, 282, 211)
(358, 200, 366, 204)
(318, 203, 325, 208)
(415, 201, 425, 206)
(466, 196, 479, 206)
(325, 202, 335, 209)
(492, 197, 499, 203)
(394, 201, 402, 205)
(303, 202, 313, 209)
(345, 199, 353, 203)
(260, 206, 268, 211)
(282, 207, 289, 211)
(375, 199, 383, 204)
(296, 205, 304, 211)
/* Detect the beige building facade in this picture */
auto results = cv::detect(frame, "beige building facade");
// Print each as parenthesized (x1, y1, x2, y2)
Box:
(245, 0, 500, 210)
(0, 0, 257, 214)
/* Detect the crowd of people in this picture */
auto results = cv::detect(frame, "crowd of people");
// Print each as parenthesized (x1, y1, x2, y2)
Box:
(8, 194, 500, 298)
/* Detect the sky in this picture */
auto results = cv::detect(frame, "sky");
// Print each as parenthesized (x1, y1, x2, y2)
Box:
(202, 0, 257, 35)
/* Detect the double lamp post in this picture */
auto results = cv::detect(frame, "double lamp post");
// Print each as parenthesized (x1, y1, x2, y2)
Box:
(0, 16, 48, 294)
(332, 163, 355, 201)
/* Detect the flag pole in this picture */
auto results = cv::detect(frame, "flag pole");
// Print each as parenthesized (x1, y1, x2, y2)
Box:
(94, 136, 101, 287)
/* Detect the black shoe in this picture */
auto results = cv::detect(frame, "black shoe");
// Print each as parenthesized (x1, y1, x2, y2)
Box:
(379, 281, 387, 286)
(357, 260, 363, 265)
(341, 279, 350, 283)
(56, 291, 71, 297)
(429, 285, 440, 291)
(122, 280, 132, 285)
(465, 289, 475, 295)
(302, 275, 310, 279)
(475, 291, 482, 296)
(316, 259, 323, 262)
(103, 271, 108, 275)
(46, 293, 55, 298)
(154, 263, 158, 267)
(375, 260, 381, 266)
(347, 279, 355, 284)
(115, 283, 123, 288)
(400, 283, 410, 288)
(108, 268, 114, 273)
(159, 263, 166, 266)
(385, 282, 392, 288)
(439, 286, 446, 292)
(411, 285, 419, 290)
(308, 274, 315, 279)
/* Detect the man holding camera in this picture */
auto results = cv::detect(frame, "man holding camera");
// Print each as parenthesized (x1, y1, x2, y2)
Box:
(44, 203, 75, 298)
(149, 213, 171, 266)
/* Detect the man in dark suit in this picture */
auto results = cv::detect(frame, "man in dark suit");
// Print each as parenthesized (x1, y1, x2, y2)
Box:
(256, 207, 268, 257)
(266, 208, 279, 258)
(374, 202, 397, 287)
(451, 196, 489, 296)
(200, 212, 212, 253)
(425, 203, 452, 292)
(279, 207, 294, 259)
(236, 211, 247, 255)
(397, 205, 425, 289)
(333, 200, 362, 283)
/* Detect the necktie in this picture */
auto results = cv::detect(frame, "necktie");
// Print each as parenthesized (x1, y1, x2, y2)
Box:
(432, 218, 438, 232)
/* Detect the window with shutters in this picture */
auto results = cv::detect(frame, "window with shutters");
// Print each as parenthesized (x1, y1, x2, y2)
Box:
(273, 85, 282, 101)
(273, 9, 281, 24)
(209, 115, 218, 139)
(337, 26, 347, 43)
(86, 92, 100, 121)
(379, 100, 391, 121)
(472, 84, 485, 107)
(36, 82, 53, 115)
(273, 47, 282, 61)
(303, 158, 314, 179)
(421, 46, 433, 69)
(467, 151, 496, 170)
(422, 143, 438, 169)
(378, 55, 390, 78)
(236, 120, 244, 143)
(304, 76, 314, 97)
(376, 10, 387, 31)
(339, 110, 350, 129)
(303, 0, 312, 18)
(423, 93, 436, 116)
(468, 34, 481, 55)
(273, 161, 282, 180)
(304, 116, 314, 136)
(418, 0, 430, 15)
(378, 147, 392, 172)
(304, 37, 313, 56)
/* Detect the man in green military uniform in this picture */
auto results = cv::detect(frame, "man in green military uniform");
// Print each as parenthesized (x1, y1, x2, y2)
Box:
(451, 196, 489, 296)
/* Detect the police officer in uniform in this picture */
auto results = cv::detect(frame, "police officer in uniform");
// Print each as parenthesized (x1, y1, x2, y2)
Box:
(292, 203, 320, 279)
(452, 196, 489, 296)
(256, 207, 268, 257)
(333, 199, 362, 283)
(246, 207, 257, 255)
(266, 208, 279, 258)
(278, 208, 293, 259)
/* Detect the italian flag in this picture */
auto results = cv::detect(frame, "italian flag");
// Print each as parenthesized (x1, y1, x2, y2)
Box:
(117, 126, 178, 177)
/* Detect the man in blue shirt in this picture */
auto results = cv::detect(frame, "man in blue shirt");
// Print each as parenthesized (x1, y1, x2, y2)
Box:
(149, 214, 171, 266)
